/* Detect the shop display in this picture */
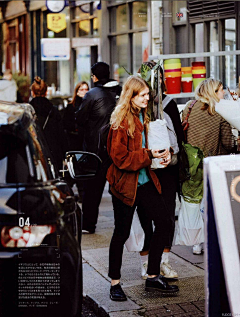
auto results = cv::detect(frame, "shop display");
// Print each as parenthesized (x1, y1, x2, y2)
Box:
(163, 59, 206, 94)
(163, 59, 181, 94)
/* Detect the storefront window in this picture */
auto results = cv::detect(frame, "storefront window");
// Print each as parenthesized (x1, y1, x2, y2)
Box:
(225, 19, 236, 89)
(116, 4, 127, 32)
(93, 18, 99, 36)
(195, 23, 204, 62)
(132, 1, 148, 29)
(109, 1, 148, 82)
(79, 20, 90, 37)
(133, 32, 149, 74)
(75, 6, 90, 20)
(210, 21, 219, 80)
(111, 35, 129, 85)
(75, 46, 91, 84)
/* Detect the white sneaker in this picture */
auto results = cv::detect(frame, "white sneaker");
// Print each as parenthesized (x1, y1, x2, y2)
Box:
(160, 262, 178, 279)
(141, 261, 148, 280)
(193, 244, 203, 254)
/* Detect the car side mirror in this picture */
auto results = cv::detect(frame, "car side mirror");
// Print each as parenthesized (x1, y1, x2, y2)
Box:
(65, 151, 102, 180)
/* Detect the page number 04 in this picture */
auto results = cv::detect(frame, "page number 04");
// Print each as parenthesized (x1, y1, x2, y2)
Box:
(19, 217, 31, 227)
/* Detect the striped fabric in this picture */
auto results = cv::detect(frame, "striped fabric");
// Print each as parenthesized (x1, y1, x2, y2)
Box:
(182, 100, 234, 157)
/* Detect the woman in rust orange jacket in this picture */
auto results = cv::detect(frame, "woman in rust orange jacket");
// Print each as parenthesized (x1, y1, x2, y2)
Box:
(106, 75, 179, 302)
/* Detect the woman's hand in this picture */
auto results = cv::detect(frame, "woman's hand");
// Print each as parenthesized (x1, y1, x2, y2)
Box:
(151, 148, 172, 166)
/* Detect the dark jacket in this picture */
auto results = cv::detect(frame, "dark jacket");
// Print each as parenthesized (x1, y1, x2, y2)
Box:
(30, 96, 66, 170)
(162, 94, 185, 153)
(107, 115, 161, 207)
(75, 79, 121, 154)
(63, 96, 84, 151)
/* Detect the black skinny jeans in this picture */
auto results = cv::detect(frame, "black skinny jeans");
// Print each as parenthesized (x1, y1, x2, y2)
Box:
(108, 181, 172, 280)
(137, 166, 178, 251)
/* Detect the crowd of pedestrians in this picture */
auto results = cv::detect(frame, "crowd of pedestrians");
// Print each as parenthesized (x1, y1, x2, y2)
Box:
(0, 61, 235, 302)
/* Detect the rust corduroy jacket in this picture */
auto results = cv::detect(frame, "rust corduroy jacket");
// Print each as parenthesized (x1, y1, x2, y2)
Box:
(106, 115, 162, 206)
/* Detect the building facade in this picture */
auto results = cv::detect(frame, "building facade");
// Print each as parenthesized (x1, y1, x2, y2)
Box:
(161, 0, 240, 89)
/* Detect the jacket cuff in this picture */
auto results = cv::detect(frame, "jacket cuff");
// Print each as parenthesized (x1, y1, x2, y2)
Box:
(147, 149, 153, 159)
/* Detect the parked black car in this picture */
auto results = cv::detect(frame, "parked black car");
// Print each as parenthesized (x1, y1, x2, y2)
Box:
(0, 101, 101, 317)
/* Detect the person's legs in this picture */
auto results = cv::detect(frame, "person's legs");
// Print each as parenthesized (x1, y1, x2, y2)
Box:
(108, 195, 135, 280)
(82, 165, 108, 232)
(136, 182, 179, 294)
(136, 204, 153, 279)
(109, 195, 136, 301)
(137, 182, 170, 275)
(154, 167, 178, 278)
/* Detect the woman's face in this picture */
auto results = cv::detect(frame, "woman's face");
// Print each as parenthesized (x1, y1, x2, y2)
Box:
(77, 84, 89, 98)
(216, 85, 225, 100)
(131, 86, 149, 108)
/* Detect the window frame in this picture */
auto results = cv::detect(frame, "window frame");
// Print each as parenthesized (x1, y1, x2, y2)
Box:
(190, 15, 236, 88)
(108, 1, 149, 81)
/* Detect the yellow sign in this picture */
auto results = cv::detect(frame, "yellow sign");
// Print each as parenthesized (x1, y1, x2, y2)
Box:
(47, 14, 66, 33)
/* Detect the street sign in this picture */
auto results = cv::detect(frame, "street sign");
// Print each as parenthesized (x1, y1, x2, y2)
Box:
(47, 14, 66, 33)
(41, 38, 70, 61)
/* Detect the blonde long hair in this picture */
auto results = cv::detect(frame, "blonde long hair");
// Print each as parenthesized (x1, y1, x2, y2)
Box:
(110, 75, 149, 138)
(195, 78, 223, 115)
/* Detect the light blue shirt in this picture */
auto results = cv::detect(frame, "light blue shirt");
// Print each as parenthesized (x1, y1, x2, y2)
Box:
(138, 112, 150, 186)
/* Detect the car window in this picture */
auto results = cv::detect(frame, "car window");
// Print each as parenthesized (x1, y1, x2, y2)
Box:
(0, 123, 58, 184)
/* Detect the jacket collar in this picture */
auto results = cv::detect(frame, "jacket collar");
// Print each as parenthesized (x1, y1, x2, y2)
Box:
(94, 79, 119, 87)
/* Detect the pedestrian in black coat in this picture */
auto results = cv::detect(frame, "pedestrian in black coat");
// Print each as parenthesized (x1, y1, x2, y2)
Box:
(63, 81, 89, 151)
(75, 62, 121, 233)
(30, 76, 66, 171)
(62, 81, 89, 201)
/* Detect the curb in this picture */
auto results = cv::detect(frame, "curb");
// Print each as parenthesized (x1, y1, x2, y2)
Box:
(83, 294, 109, 317)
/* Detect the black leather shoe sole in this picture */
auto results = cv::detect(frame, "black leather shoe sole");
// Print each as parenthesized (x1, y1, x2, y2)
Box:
(145, 286, 179, 294)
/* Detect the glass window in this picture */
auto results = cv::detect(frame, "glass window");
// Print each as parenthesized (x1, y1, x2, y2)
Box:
(116, 4, 128, 32)
(133, 32, 149, 75)
(93, 18, 99, 36)
(210, 21, 219, 79)
(225, 19, 236, 89)
(111, 35, 129, 86)
(132, 1, 147, 29)
(75, 46, 91, 84)
(195, 23, 204, 62)
(0, 123, 57, 184)
(75, 6, 90, 20)
(79, 20, 90, 37)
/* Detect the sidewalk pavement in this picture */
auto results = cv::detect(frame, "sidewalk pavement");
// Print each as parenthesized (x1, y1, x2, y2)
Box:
(81, 185, 205, 317)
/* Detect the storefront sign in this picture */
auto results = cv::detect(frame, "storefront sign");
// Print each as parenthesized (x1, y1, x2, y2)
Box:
(47, 13, 66, 33)
(41, 38, 70, 61)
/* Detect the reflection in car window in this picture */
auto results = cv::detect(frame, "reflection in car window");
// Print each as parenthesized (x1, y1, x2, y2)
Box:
(0, 123, 57, 184)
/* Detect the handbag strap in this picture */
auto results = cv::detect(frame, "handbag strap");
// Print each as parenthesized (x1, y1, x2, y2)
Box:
(182, 100, 197, 142)
(182, 100, 197, 131)
(42, 108, 53, 130)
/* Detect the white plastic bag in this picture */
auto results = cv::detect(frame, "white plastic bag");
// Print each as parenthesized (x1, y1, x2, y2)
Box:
(215, 99, 240, 130)
(125, 212, 145, 252)
(148, 119, 171, 169)
(175, 197, 204, 246)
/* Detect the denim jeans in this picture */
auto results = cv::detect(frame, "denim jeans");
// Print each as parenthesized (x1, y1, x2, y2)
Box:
(108, 181, 172, 280)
